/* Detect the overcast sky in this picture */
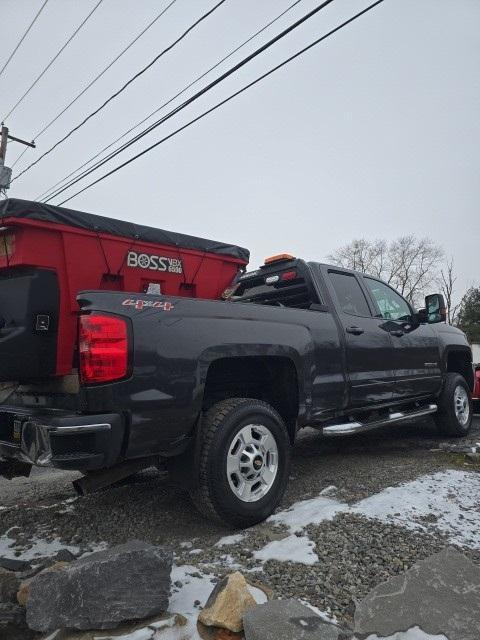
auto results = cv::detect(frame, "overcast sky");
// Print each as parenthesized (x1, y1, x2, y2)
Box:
(1, 0, 479, 300)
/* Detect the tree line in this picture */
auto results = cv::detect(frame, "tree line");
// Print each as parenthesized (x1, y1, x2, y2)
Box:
(327, 236, 479, 343)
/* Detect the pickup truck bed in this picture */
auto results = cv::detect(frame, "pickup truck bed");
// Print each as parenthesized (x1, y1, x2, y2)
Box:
(0, 257, 474, 527)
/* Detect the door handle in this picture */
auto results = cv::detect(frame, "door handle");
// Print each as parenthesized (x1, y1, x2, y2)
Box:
(346, 326, 364, 335)
(390, 329, 404, 337)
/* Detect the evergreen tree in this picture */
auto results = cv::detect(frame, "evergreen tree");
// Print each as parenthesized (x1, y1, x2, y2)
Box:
(457, 287, 480, 343)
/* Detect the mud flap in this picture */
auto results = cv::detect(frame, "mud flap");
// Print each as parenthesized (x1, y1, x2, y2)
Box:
(72, 456, 158, 495)
(0, 458, 32, 480)
(165, 421, 202, 491)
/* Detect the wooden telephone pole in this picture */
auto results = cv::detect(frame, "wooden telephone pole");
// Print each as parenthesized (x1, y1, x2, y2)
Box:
(0, 125, 36, 194)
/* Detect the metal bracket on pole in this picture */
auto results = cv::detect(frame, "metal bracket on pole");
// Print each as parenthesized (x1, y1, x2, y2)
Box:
(5, 133, 35, 148)
(0, 125, 35, 191)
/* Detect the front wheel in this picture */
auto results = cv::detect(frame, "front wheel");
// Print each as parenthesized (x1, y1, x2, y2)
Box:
(434, 373, 473, 437)
(190, 398, 291, 528)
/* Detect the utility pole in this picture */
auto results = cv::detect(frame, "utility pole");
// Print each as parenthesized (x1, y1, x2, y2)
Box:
(0, 125, 36, 195)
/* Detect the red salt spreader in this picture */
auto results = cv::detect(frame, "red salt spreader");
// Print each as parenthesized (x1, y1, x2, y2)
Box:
(0, 198, 249, 381)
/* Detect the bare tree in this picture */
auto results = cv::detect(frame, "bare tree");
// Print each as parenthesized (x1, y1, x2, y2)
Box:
(439, 258, 460, 325)
(329, 238, 388, 277)
(327, 236, 444, 306)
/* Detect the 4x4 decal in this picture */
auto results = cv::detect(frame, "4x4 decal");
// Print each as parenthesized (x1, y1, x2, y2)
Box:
(122, 299, 174, 311)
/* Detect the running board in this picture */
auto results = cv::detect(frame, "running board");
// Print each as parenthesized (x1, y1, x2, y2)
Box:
(322, 404, 438, 437)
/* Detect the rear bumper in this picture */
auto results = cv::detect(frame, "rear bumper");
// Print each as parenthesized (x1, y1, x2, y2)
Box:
(0, 408, 125, 472)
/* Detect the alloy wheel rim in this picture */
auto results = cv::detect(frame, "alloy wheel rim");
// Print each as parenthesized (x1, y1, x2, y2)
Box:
(226, 423, 279, 503)
(454, 385, 470, 426)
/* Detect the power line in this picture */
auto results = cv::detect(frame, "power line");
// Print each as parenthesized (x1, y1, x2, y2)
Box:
(10, 145, 29, 170)
(10, 0, 177, 172)
(13, 0, 228, 183)
(42, 0, 337, 203)
(37, 0, 305, 202)
(2, 0, 105, 122)
(56, 0, 385, 207)
(34, 0, 179, 144)
(0, 0, 49, 81)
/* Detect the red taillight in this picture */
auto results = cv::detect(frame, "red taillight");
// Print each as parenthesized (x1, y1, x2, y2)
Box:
(281, 270, 297, 281)
(79, 314, 128, 384)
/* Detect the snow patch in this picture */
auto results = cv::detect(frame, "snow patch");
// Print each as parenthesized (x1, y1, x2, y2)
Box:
(95, 629, 154, 640)
(248, 583, 269, 604)
(179, 541, 193, 549)
(149, 615, 178, 630)
(269, 494, 349, 533)
(170, 564, 215, 619)
(80, 541, 109, 557)
(254, 534, 319, 565)
(320, 485, 338, 496)
(168, 564, 216, 639)
(0, 530, 79, 561)
(249, 469, 480, 569)
(215, 553, 242, 569)
(266, 470, 480, 551)
(93, 615, 196, 640)
(215, 533, 244, 547)
(353, 469, 480, 549)
(362, 627, 449, 640)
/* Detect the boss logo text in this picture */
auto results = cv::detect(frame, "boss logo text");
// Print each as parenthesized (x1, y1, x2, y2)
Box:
(127, 251, 183, 274)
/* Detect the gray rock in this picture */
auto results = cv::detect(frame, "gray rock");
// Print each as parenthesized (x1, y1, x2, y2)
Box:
(0, 568, 20, 604)
(0, 557, 30, 573)
(354, 547, 480, 640)
(26, 540, 172, 632)
(54, 548, 78, 563)
(243, 599, 345, 639)
(0, 602, 37, 640)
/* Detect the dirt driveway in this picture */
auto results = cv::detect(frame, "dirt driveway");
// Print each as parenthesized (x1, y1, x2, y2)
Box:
(2, 414, 480, 624)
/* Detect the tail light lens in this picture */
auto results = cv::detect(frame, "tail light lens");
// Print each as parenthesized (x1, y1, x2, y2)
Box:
(79, 314, 128, 384)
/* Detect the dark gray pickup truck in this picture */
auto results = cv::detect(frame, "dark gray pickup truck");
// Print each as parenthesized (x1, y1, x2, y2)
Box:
(0, 255, 474, 527)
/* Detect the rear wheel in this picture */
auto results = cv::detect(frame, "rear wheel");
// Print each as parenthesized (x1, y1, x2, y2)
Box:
(434, 373, 473, 436)
(190, 398, 291, 528)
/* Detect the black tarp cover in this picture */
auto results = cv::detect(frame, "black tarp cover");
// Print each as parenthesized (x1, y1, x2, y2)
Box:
(0, 198, 249, 262)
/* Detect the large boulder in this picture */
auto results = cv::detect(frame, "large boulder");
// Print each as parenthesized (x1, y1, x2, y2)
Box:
(354, 547, 480, 640)
(198, 571, 257, 633)
(26, 540, 172, 632)
(243, 599, 344, 640)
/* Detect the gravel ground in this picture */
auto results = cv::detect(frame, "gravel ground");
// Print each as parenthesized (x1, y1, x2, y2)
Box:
(1, 414, 480, 625)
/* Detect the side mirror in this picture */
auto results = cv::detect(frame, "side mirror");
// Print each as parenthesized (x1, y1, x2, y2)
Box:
(425, 293, 447, 324)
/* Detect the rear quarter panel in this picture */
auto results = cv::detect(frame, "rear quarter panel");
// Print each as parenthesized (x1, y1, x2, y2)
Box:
(78, 291, 342, 458)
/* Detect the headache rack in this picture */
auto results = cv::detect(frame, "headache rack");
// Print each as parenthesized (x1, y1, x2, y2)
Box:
(233, 261, 319, 310)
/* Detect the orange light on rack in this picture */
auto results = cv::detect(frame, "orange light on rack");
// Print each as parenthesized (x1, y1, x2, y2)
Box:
(264, 253, 295, 265)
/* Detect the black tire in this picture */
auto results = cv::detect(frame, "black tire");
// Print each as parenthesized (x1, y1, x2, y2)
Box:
(434, 373, 473, 437)
(190, 398, 291, 528)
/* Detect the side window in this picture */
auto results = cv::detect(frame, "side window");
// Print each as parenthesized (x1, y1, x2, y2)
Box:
(328, 271, 371, 317)
(364, 278, 411, 321)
